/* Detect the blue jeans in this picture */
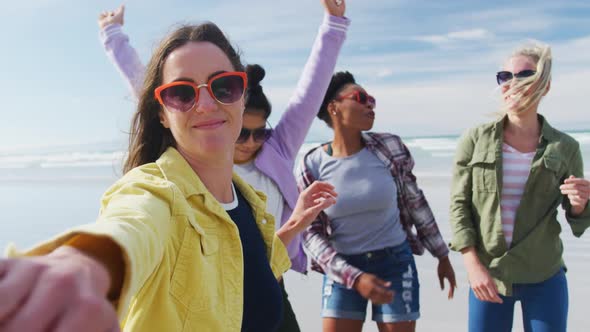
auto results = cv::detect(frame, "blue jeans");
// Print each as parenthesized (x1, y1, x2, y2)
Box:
(321, 241, 420, 323)
(468, 269, 568, 332)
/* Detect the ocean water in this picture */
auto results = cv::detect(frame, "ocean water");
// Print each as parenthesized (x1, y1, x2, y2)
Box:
(2, 130, 590, 250)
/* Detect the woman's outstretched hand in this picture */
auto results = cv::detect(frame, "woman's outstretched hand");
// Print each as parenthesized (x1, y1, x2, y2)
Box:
(0, 247, 120, 332)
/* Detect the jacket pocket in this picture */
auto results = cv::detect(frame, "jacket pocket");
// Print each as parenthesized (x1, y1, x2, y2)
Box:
(170, 224, 219, 314)
(530, 154, 562, 199)
(468, 151, 498, 193)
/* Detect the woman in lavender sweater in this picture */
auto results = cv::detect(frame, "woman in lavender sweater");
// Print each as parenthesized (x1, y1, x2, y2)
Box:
(98, 1, 349, 330)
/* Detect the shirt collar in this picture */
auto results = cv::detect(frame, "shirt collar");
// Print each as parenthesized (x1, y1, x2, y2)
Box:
(493, 113, 557, 143)
(155, 147, 267, 211)
(155, 147, 209, 198)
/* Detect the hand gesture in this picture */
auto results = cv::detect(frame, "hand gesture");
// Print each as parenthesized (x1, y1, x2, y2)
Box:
(321, 0, 345, 17)
(437, 256, 457, 299)
(98, 4, 125, 30)
(560, 175, 590, 216)
(291, 181, 337, 231)
(0, 247, 119, 332)
(465, 258, 502, 303)
(353, 273, 394, 305)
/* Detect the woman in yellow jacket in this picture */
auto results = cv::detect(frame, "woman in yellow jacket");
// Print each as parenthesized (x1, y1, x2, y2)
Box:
(0, 21, 336, 332)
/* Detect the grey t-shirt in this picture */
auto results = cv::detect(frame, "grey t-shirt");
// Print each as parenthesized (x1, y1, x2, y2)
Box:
(305, 147, 407, 255)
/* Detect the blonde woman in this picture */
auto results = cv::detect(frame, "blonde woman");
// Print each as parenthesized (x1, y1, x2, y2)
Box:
(449, 41, 590, 332)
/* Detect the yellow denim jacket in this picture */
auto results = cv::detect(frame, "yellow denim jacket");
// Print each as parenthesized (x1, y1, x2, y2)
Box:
(6, 147, 291, 331)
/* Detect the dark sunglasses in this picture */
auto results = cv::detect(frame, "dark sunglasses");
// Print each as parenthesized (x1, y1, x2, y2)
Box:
(236, 127, 272, 144)
(496, 70, 536, 85)
(335, 90, 376, 107)
(154, 72, 247, 112)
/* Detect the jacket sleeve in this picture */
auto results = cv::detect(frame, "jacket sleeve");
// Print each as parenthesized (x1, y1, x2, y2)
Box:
(5, 179, 175, 321)
(399, 142, 449, 258)
(449, 129, 478, 251)
(563, 142, 590, 237)
(271, 14, 349, 161)
(296, 153, 363, 289)
(100, 23, 146, 99)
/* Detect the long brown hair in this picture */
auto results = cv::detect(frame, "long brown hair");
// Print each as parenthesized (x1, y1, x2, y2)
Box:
(123, 22, 244, 173)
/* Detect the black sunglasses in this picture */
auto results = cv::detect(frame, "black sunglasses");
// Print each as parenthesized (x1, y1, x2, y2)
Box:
(236, 127, 272, 144)
(496, 70, 536, 85)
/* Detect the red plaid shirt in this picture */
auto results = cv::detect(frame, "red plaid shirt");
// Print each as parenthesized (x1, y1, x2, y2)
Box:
(296, 132, 449, 289)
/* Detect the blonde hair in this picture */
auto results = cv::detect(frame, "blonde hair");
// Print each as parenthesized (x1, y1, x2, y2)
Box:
(500, 40, 552, 115)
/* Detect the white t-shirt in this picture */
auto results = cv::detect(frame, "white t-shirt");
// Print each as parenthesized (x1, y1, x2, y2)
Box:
(234, 161, 284, 231)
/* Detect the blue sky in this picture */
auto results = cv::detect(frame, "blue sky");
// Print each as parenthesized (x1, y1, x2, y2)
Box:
(2, 0, 590, 151)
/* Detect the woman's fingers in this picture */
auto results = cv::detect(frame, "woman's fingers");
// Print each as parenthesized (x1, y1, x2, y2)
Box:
(472, 287, 486, 302)
(369, 277, 393, 305)
(307, 181, 336, 195)
(52, 294, 119, 332)
(3, 272, 71, 331)
(482, 282, 502, 303)
(560, 186, 589, 196)
(0, 260, 42, 322)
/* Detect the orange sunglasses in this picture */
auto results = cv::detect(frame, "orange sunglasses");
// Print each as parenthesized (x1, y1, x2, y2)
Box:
(154, 71, 247, 112)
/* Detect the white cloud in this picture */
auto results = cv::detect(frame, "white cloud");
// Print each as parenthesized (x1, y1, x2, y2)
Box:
(376, 68, 395, 78)
(415, 28, 494, 45)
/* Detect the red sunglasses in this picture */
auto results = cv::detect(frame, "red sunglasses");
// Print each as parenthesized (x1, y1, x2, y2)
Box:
(154, 71, 247, 113)
(335, 90, 376, 107)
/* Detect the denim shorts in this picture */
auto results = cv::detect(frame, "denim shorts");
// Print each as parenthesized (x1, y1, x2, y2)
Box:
(321, 241, 420, 323)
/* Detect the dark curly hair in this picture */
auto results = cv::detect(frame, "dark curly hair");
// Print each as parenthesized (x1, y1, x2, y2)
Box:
(317, 71, 356, 128)
(245, 64, 272, 119)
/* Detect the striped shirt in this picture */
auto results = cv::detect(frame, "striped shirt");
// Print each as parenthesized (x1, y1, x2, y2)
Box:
(501, 143, 535, 247)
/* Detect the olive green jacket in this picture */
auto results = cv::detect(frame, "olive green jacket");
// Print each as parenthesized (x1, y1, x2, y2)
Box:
(449, 114, 590, 295)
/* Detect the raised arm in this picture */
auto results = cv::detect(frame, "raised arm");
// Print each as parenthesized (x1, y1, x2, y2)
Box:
(271, 0, 350, 160)
(98, 5, 145, 99)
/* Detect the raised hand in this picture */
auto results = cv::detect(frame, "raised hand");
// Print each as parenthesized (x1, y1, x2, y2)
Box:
(560, 175, 590, 216)
(353, 273, 394, 305)
(290, 181, 337, 231)
(0, 247, 119, 332)
(98, 4, 125, 30)
(276, 181, 336, 246)
(437, 256, 457, 299)
(321, 0, 346, 17)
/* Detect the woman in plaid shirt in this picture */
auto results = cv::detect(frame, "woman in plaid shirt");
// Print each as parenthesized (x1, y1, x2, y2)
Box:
(297, 71, 456, 332)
